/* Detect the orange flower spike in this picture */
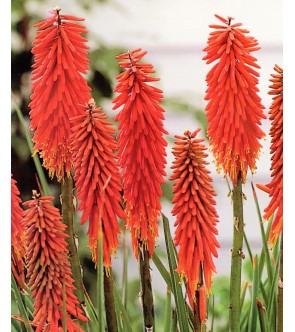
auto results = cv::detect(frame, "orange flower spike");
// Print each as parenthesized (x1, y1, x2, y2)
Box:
(11, 176, 26, 289)
(203, 15, 266, 185)
(113, 48, 168, 258)
(170, 129, 220, 308)
(70, 99, 126, 267)
(23, 193, 88, 331)
(29, 7, 92, 181)
(258, 65, 283, 246)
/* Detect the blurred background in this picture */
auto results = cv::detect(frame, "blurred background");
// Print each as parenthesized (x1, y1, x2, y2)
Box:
(11, 0, 282, 330)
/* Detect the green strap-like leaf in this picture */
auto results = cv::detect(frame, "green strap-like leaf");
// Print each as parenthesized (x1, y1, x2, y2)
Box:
(257, 299, 269, 332)
(84, 289, 99, 331)
(97, 235, 106, 332)
(240, 280, 249, 313)
(11, 273, 33, 332)
(162, 213, 191, 332)
(251, 183, 273, 283)
(247, 255, 259, 332)
(164, 287, 172, 332)
(243, 232, 253, 264)
(152, 251, 172, 290)
(267, 243, 280, 331)
(113, 283, 134, 332)
(21, 292, 34, 319)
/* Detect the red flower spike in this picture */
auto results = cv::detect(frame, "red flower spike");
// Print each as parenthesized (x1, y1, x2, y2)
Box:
(257, 65, 283, 247)
(170, 129, 220, 315)
(70, 99, 126, 267)
(203, 15, 266, 185)
(29, 7, 92, 181)
(113, 48, 168, 258)
(23, 192, 88, 331)
(11, 175, 26, 289)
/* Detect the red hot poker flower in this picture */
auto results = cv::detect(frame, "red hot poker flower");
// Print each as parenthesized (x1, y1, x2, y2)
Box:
(257, 65, 283, 247)
(11, 176, 26, 289)
(29, 7, 91, 181)
(70, 99, 125, 267)
(203, 15, 266, 185)
(23, 193, 88, 331)
(113, 48, 168, 258)
(170, 129, 220, 320)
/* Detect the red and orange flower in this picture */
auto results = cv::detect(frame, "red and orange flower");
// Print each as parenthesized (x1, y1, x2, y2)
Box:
(113, 48, 168, 258)
(203, 15, 266, 185)
(257, 65, 283, 246)
(70, 99, 125, 267)
(23, 193, 88, 331)
(29, 7, 91, 181)
(11, 175, 26, 289)
(170, 129, 220, 322)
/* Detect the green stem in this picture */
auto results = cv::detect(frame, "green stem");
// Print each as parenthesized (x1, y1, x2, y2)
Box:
(104, 268, 119, 332)
(229, 174, 244, 332)
(139, 241, 155, 331)
(277, 234, 283, 332)
(61, 175, 85, 307)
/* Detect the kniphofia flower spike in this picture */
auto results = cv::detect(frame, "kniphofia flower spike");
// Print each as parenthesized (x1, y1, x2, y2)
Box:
(203, 15, 266, 185)
(23, 192, 88, 331)
(257, 65, 283, 247)
(113, 48, 168, 258)
(170, 129, 220, 322)
(70, 99, 125, 267)
(11, 175, 26, 289)
(29, 7, 91, 181)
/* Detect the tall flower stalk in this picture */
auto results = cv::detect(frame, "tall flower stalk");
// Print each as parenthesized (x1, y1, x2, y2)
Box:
(61, 175, 85, 307)
(11, 175, 26, 289)
(203, 14, 266, 331)
(257, 65, 283, 247)
(70, 98, 126, 332)
(257, 64, 283, 331)
(23, 192, 88, 332)
(170, 129, 220, 330)
(113, 48, 168, 330)
(29, 7, 92, 305)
